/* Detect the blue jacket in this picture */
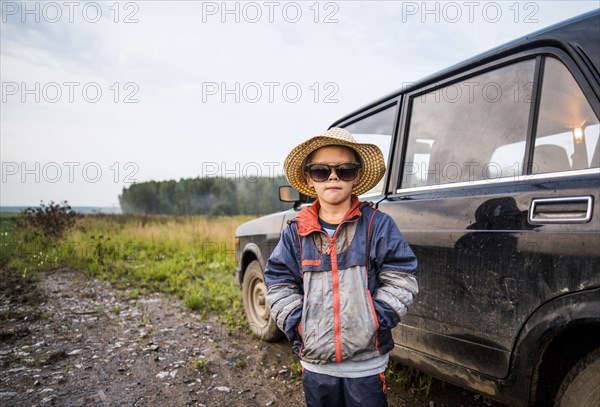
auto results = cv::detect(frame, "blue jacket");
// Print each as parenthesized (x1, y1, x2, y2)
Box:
(265, 196, 418, 364)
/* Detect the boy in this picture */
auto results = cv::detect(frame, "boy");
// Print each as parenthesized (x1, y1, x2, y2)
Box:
(264, 128, 418, 407)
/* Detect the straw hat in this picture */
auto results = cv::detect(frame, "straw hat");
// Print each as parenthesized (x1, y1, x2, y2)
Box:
(283, 127, 386, 197)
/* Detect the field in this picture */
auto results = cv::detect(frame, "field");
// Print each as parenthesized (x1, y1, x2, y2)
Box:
(0, 211, 255, 330)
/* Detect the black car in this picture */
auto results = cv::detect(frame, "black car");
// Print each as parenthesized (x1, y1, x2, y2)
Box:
(235, 10, 600, 407)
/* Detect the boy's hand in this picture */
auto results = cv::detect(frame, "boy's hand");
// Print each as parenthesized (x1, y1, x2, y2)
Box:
(292, 338, 302, 357)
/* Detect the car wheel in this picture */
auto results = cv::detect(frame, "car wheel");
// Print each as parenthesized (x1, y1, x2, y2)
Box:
(242, 260, 282, 341)
(554, 347, 600, 407)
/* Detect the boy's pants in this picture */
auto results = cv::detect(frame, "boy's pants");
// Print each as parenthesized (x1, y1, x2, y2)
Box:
(303, 370, 388, 407)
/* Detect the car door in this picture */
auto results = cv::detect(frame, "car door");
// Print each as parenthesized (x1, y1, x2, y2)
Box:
(378, 50, 600, 379)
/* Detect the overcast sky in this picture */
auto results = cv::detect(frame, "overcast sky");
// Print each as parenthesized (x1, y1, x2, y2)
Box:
(1, 0, 598, 208)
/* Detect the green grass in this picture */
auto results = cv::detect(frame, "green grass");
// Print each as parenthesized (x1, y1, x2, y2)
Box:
(288, 359, 302, 375)
(194, 358, 210, 373)
(0, 212, 256, 332)
(232, 358, 247, 369)
(386, 359, 433, 396)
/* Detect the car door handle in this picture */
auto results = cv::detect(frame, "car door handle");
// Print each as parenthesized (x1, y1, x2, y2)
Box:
(529, 196, 593, 224)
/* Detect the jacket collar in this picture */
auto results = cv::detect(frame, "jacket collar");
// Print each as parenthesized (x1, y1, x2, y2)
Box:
(296, 195, 364, 236)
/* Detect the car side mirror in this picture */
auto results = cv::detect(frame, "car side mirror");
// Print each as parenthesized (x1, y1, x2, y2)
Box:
(279, 185, 300, 202)
(279, 185, 314, 210)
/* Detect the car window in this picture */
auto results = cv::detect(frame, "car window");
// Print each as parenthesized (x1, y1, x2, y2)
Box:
(532, 57, 600, 173)
(400, 59, 536, 189)
(344, 104, 397, 196)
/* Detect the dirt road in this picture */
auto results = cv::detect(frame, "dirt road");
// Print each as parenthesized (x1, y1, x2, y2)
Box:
(0, 269, 502, 406)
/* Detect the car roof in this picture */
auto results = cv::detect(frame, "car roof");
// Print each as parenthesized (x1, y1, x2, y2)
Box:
(331, 9, 600, 127)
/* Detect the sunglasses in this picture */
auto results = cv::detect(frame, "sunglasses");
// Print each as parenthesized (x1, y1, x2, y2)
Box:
(304, 162, 362, 182)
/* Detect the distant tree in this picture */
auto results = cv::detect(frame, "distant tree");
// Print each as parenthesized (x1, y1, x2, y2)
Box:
(158, 180, 176, 214)
(119, 175, 290, 215)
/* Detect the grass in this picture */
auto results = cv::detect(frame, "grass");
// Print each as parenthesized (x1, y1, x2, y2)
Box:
(0, 212, 256, 332)
(231, 358, 247, 369)
(386, 359, 433, 396)
(288, 359, 302, 375)
(194, 358, 210, 373)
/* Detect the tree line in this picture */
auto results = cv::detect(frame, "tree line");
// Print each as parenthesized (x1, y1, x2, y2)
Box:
(118, 176, 292, 215)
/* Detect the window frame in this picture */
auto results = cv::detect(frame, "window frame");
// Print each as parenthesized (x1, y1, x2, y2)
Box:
(393, 47, 600, 195)
(334, 98, 402, 199)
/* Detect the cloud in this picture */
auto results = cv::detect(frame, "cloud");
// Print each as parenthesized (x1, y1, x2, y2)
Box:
(2, 1, 599, 206)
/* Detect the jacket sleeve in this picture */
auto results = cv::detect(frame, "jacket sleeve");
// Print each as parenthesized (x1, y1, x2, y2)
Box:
(369, 211, 418, 330)
(264, 223, 304, 341)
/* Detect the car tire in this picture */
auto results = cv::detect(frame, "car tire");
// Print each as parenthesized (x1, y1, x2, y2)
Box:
(242, 260, 282, 341)
(554, 347, 600, 407)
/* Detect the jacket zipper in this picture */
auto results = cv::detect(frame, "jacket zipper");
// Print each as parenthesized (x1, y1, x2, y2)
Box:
(326, 217, 358, 363)
(327, 236, 342, 363)
(301, 215, 361, 364)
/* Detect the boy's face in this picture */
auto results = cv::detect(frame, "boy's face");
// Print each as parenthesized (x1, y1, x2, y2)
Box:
(305, 145, 361, 206)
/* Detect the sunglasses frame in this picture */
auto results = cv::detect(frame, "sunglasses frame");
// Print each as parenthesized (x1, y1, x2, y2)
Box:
(304, 162, 362, 182)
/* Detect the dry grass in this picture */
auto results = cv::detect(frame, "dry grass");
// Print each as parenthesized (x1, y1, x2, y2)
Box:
(1, 213, 258, 330)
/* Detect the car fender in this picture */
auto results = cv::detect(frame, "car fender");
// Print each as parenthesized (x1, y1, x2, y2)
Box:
(500, 287, 600, 406)
(237, 242, 266, 285)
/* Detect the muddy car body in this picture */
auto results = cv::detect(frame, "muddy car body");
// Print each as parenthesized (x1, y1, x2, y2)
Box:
(235, 11, 600, 407)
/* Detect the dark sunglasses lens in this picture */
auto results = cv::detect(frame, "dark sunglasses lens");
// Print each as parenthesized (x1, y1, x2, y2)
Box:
(309, 165, 331, 182)
(337, 165, 359, 181)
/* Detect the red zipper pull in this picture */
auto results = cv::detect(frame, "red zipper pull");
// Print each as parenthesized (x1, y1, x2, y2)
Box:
(326, 238, 336, 255)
